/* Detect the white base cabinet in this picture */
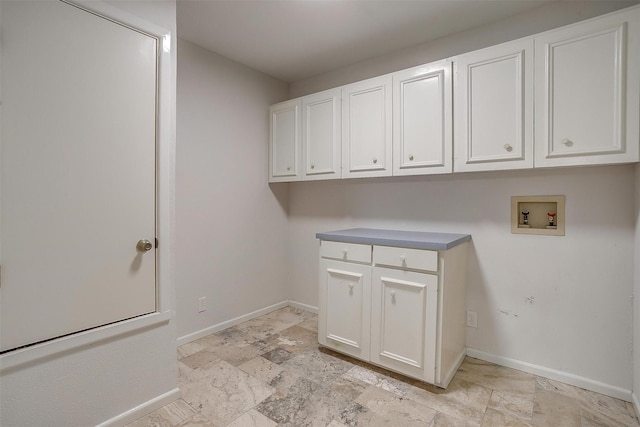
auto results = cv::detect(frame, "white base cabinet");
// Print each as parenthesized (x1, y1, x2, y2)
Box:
(318, 232, 469, 388)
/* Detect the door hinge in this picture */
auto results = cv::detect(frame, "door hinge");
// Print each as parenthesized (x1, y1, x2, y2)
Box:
(155, 238, 159, 249)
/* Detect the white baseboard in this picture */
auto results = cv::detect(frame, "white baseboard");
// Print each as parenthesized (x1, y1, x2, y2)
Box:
(632, 392, 640, 420)
(177, 300, 317, 346)
(287, 300, 319, 314)
(466, 348, 633, 402)
(97, 388, 181, 427)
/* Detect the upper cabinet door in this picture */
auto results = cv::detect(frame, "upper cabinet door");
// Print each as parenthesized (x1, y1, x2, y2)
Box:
(393, 61, 452, 176)
(454, 39, 534, 172)
(269, 99, 301, 182)
(342, 75, 393, 178)
(535, 10, 640, 167)
(302, 88, 342, 180)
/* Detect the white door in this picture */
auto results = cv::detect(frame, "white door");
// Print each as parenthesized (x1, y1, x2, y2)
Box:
(453, 39, 534, 172)
(269, 99, 301, 182)
(342, 75, 392, 178)
(534, 10, 640, 167)
(302, 88, 341, 180)
(1, 1, 157, 352)
(393, 60, 452, 176)
(371, 267, 438, 382)
(318, 259, 371, 361)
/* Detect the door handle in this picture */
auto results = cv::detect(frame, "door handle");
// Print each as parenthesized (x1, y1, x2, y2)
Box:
(136, 239, 153, 252)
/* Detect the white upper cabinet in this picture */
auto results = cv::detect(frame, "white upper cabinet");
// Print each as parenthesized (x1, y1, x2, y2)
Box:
(342, 75, 393, 178)
(302, 88, 342, 180)
(453, 39, 534, 172)
(392, 60, 452, 176)
(269, 99, 301, 182)
(534, 9, 640, 167)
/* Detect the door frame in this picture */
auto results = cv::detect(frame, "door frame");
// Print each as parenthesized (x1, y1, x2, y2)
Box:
(0, 0, 176, 369)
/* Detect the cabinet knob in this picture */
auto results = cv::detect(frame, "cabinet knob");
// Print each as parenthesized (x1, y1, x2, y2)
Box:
(311, 164, 315, 169)
(400, 256, 406, 265)
(561, 138, 573, 147)
(342, 249, 348, 258)
(390, 290, 396, 302)
(286, 166, 291, 171)
(348, 283, 354, 290)
(372, 157, 378, 164)
(408, 155, 414, 161)
(504, 144, 513, 152)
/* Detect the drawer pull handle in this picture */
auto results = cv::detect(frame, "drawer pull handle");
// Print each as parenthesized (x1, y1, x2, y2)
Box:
(390, 290, 397, 303)
(372, 157, 378, 164)
(504, 144, 513, 152)
(561, 138, 573, 147)
(408, 155, 414, 161)
(400, 256, 406, 265)
(348, 283, 354, 290)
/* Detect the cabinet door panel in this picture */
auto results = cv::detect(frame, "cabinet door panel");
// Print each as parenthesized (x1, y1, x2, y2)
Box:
(303, 88, 341, 180)
(269, 99, 301, 182)
(393, 61, 452, 175)
(454, 39, 534, 171)
(319, 260, 371, 360)
(371, 268, 437, 382)
(535, 9, 640, 166)
(342, 75, 392, 178)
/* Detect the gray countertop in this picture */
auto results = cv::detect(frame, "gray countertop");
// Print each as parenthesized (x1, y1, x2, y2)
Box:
(316, 228, 471, 251)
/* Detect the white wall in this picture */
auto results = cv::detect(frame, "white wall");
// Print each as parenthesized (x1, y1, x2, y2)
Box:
(175, 40, 289, 341)
(287, 2, 640, 398)
(0, 1, 179, 426)
(289, 166, 635, 394)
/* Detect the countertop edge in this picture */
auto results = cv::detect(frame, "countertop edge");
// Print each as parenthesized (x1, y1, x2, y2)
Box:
(315, 230, 471, 251)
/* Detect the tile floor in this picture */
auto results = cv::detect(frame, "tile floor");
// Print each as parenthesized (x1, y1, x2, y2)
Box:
(128, 307, 639, 427)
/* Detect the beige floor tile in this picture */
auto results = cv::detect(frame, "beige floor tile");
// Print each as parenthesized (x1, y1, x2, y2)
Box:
(339, 385, 437, 426)
(226, 409, 277, 427)
(344, 365, 412, 397)
(536, 377, 639, 426)
(180, 360, 274, 426)
(238, 356, 284, 384)
(175, 413, 218, 427)
(126, 399, 197, 427)
(456, 357, 537, 394)
(532, 390, 582, 427)
(488, 390, 535, 421)
(405, 376, 492, 426)
(481, 407, 533, 427)
(180, 350, 221, 370)
(297, 316, 318, 333)
(131, 308, 638, 427)
(430, 411, 473, 427)
(178, 341, 207, 359)
(256, 375, 365, 427)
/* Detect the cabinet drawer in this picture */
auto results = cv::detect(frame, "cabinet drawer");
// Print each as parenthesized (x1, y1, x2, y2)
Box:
(320, 241, 371, 264)
(373, 245, 438, 272)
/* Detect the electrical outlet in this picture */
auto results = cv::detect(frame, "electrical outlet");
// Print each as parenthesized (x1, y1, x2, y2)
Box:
(198, 297, 207, 313)
(467, 311, 477, 328)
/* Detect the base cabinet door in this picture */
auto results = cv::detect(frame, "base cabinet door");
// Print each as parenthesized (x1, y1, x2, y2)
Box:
(319, 259, 371, 360)
(371, 267, 438, 382)
(534, 9, 640, 167)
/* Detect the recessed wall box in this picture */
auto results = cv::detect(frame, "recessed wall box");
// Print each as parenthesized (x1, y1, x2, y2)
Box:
(511, 195, 565, 236)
